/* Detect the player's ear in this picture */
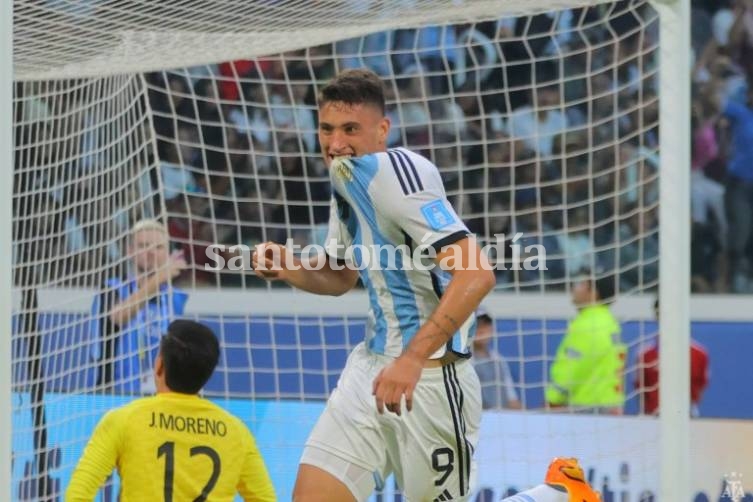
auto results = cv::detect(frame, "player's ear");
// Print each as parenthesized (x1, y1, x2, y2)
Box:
(155, 353, 164, 378)
(378, 116, 391, 145)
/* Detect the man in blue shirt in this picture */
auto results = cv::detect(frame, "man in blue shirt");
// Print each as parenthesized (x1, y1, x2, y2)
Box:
(721, 86, 753, 292)
(92, 219, 188, 394)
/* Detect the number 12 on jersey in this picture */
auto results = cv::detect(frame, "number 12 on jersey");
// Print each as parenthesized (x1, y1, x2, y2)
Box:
(157, 441, 221, 502)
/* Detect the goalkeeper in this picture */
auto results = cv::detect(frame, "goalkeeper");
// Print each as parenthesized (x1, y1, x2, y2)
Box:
(501, 457, 601, 502)
(66, 320, 275, 501)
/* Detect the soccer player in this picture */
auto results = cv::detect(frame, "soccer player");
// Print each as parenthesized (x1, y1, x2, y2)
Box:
(501, 457, 601, 502)
(66, 320, 276, 501)
(253, 68, 496, 501)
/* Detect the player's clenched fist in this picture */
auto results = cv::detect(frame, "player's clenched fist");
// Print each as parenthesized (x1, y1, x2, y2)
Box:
(252, 242, 292, 281)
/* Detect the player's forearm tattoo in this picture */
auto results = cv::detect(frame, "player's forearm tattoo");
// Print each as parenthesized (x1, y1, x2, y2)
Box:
(441, 312, 460, 330)
(427, 317, 453, 338)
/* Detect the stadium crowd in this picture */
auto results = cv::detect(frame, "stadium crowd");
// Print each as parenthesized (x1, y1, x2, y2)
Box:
(144, 1, 662, 294)
(12, 0, 753, 294)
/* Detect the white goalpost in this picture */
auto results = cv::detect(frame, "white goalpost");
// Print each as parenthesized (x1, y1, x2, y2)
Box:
(6, 0, 700, 500)
(655, 0, 691, 499)
(3, 0, 14, 500)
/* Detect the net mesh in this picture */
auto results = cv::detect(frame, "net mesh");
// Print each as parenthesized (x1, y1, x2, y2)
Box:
(13, 1, 632, 81)
(12, 1, 665, 500)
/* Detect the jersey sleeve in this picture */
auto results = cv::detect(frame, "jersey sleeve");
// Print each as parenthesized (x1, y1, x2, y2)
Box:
(65, 409, 123, 501)
(372, 150, 469, 251)
(236, 425, 276, 502)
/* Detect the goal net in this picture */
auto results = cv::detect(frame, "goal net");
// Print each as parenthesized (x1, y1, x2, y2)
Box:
(11, 1, 678, 500)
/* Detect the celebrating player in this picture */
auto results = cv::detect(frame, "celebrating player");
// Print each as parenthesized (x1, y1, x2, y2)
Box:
(501, 457, 602, 502)
(253, 68, 496, 502)
(66, 320, 275, 501)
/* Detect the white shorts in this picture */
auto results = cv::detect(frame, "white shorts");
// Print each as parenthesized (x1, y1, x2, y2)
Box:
(301, 342, 482, 501)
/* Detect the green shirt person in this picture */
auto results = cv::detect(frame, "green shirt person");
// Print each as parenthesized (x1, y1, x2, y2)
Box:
(546, 274, 626, 413)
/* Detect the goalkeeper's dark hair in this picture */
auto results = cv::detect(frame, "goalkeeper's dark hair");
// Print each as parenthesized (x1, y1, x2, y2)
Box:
(159, 320, 220, 394)
(319, 68, 386, 115)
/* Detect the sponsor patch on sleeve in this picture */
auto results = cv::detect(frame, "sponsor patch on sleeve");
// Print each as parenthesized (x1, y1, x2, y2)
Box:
(420, 199, 456, 230)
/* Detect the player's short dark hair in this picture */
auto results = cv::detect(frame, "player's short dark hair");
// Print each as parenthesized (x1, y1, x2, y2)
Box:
(160, 320, 220, 394)
(593, 273, 616, 303)
(318, 68, 385, 115)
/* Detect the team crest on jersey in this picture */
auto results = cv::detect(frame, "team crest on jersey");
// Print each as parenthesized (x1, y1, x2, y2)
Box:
(421, 199, 455, 230)
(331, 156, 354, 182)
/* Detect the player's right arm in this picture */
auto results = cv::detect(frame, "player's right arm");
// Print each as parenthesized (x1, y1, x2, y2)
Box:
(252, 241, 359, 295)
(66, 410, 122, 501)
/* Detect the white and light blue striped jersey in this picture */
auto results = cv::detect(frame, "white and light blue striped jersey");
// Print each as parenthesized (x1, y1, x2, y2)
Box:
(500, 485, 569, 502)
(325, 147, 474, 358)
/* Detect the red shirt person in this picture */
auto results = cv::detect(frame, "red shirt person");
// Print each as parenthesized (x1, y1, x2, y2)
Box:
(635, 299, 710, 416)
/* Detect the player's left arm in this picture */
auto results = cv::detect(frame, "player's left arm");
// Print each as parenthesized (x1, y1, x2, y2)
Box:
(402, 236, 495, 361)
(236, 426, 276, 502)
(366, 152, 495, 414)
(66, 410, 121, 501)
(373, 236, 495, 414)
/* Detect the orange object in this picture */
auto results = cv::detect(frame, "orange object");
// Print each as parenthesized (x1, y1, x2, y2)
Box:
(544, 457, 602, 502)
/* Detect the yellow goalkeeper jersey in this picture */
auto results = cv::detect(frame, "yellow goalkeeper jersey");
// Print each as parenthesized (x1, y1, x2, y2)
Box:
(66, 392, 276, 502)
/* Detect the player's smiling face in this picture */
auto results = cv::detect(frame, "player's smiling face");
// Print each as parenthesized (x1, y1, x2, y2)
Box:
(318, 101, 390, 168)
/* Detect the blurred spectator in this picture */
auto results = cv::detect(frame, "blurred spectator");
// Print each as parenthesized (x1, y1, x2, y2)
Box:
(393, 25, 461, 94)
(546, 273, 626, 414)
(728, 0, 753, 81)
(618, 205, 659, 292)
(217, 59, 272, 101)
(91, 220, 188, 394)
(335, 31, 393, 77)
(270, 137, 328, 243)
(691, 89, 727, 291)
(507, 84, 569, 157)
(268, 78, 317, 153)
(635, 298, 710, 417)
(471, 306, 522, 410)
(555, 207, 595, 276)
(166, 193, 219, 287)
(715, 85, 753, 292)
(391, 66, 432, 146)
